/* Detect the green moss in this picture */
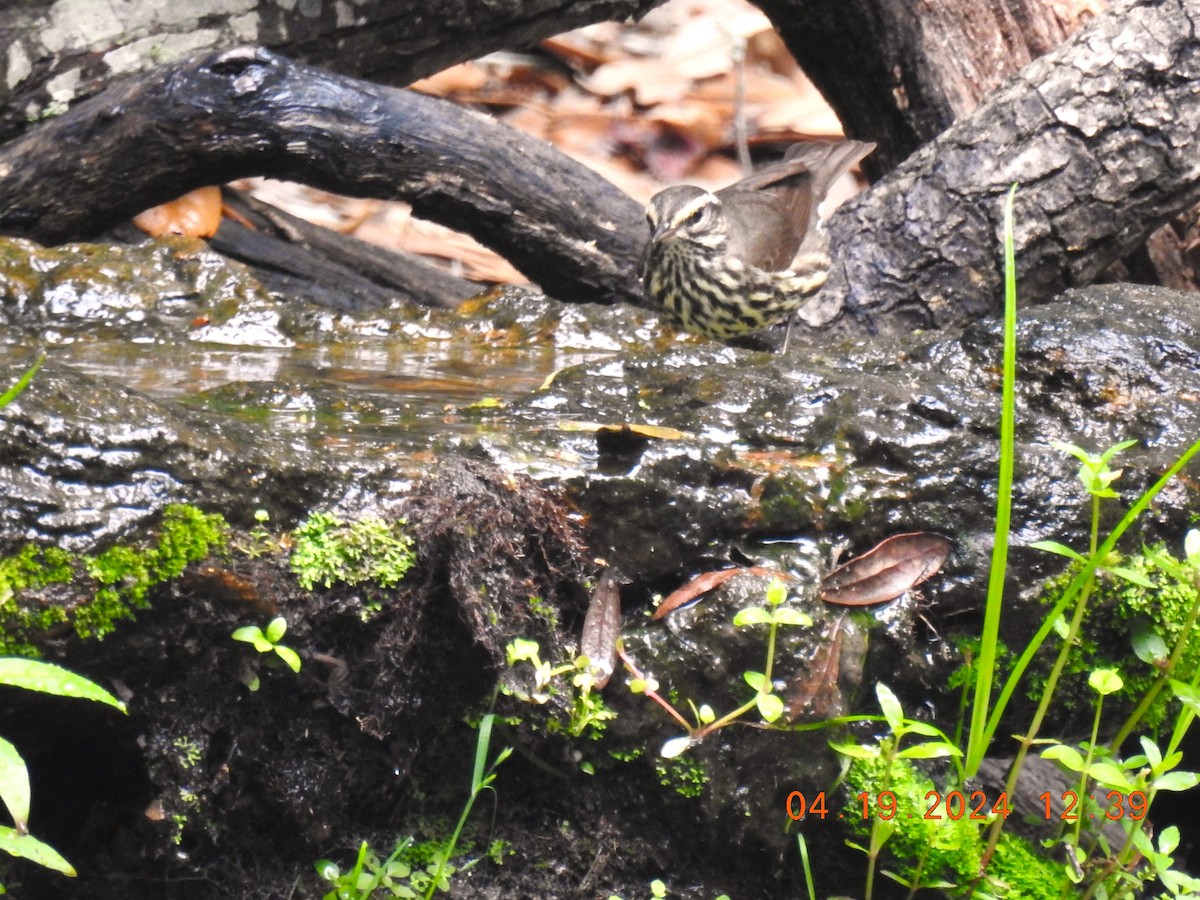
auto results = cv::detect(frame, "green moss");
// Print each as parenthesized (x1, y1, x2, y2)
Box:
(526, 594, 559, 629)
(844, 755, 982, 888)
(0, 504, 227, 653)
(289, 511, 416, 590)
(989, 832, 1070, 900)
(0, 545, 74, 654)
(1030, 544, 1200, 730)
(655, 755, 708, 799)
(842, 756, 1072, 897)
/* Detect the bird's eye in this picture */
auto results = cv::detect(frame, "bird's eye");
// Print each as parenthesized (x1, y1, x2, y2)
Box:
(681, 203, 711, 230)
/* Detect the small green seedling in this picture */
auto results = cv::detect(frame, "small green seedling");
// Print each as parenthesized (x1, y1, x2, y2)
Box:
(625, 578, 811, 758)
(232, 616, 301, 690)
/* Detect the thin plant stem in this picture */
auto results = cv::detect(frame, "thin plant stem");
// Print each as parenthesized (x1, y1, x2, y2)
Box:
(982, 437, 1200, 749)
(423, 713, 509, 900)
(616, 644, 694, 733)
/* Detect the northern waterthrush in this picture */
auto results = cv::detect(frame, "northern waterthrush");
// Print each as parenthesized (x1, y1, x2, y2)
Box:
(641, 140, 875, 344)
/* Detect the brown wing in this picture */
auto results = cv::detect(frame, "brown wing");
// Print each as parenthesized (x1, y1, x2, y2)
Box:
(717, 177, 812, 270)
(716, 141, 876, 271)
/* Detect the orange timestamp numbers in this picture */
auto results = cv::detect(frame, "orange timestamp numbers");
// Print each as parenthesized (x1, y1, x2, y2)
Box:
(785, 790, 1148, 821)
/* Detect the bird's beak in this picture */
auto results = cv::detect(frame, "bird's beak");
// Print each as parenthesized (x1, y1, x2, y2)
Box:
(651, 219, 679, 242)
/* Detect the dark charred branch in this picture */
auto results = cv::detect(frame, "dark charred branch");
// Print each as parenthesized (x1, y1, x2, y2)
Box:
(0, 0, 665, 146)
(0, 46, 646, 308)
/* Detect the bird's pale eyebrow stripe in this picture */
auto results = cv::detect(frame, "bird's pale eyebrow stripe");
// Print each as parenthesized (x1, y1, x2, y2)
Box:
(671, 193, 715, 226)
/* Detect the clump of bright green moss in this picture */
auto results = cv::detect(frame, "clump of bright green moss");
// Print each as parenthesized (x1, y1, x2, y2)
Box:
(842, 755, 1069, 897)
(0, 504, 227, 654)
(289, 511, 415, 590)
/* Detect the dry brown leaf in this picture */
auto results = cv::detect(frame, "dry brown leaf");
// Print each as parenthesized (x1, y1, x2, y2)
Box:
(652, 566, 787, 620)
(409, 62, 491, 96)
(821, 533, 952, 607)
(133, 186, 223, 238)
(580, 568, 622, 687)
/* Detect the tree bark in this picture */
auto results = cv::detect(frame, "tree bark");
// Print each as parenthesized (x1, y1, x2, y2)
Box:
(811, 0, 1200, 334)
(764, 0, 1105, 175)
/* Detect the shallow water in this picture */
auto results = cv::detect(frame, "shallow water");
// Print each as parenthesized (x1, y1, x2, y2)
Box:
(46, 329, 615, 456)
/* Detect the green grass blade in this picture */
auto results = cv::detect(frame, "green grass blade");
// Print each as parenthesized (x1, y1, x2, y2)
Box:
(964, 184, 1019, 777)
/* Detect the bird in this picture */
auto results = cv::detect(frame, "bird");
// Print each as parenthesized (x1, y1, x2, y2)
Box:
(640, 140, 875, 349)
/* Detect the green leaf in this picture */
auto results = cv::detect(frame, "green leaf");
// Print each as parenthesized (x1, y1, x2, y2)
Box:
(697, 704, 715, 724)
(274, 645, 302, 673)
(0, 659, 125, 713)
(1154, 771, 1200, 792)
(1103, 566, 1154, 588)
(1159, 826, 1180, 855)
(771, 608, 812, 627)
(1098, 439, 1138, 464)
(732, 607, 771, 627)
(0, 739, 29, 831)
(1049, 440, 1092, 465)
(314, 859, 339, 881)
(264, 616, 288, 643)
(1131, 625, 1169, 666)
(765, 579, 788, 607)
(1088, 668, 1123, 695)
(902, 721, 945, 738)
(0, 825, 75, 875)
(1138, 736, 1163, 770)
(743, 671, 767, 692)
(897, 741, 961, 759)
(1029, 540, 1084, 561)
(1041, 744, 1085, 772)
(1171, 679, 1200, 715)
(505, 638, 540, 665)
(0, 354, 44, 409)
(232, 626, 265, 645)
(829, 741, 879, 760)
(1087, 762, 1134, 791)
(756, 692, 784, 723)
(875, 684, 904, 733)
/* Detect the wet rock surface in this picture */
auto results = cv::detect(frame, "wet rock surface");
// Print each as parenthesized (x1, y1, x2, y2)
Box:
(3, 235, 1200, 897)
